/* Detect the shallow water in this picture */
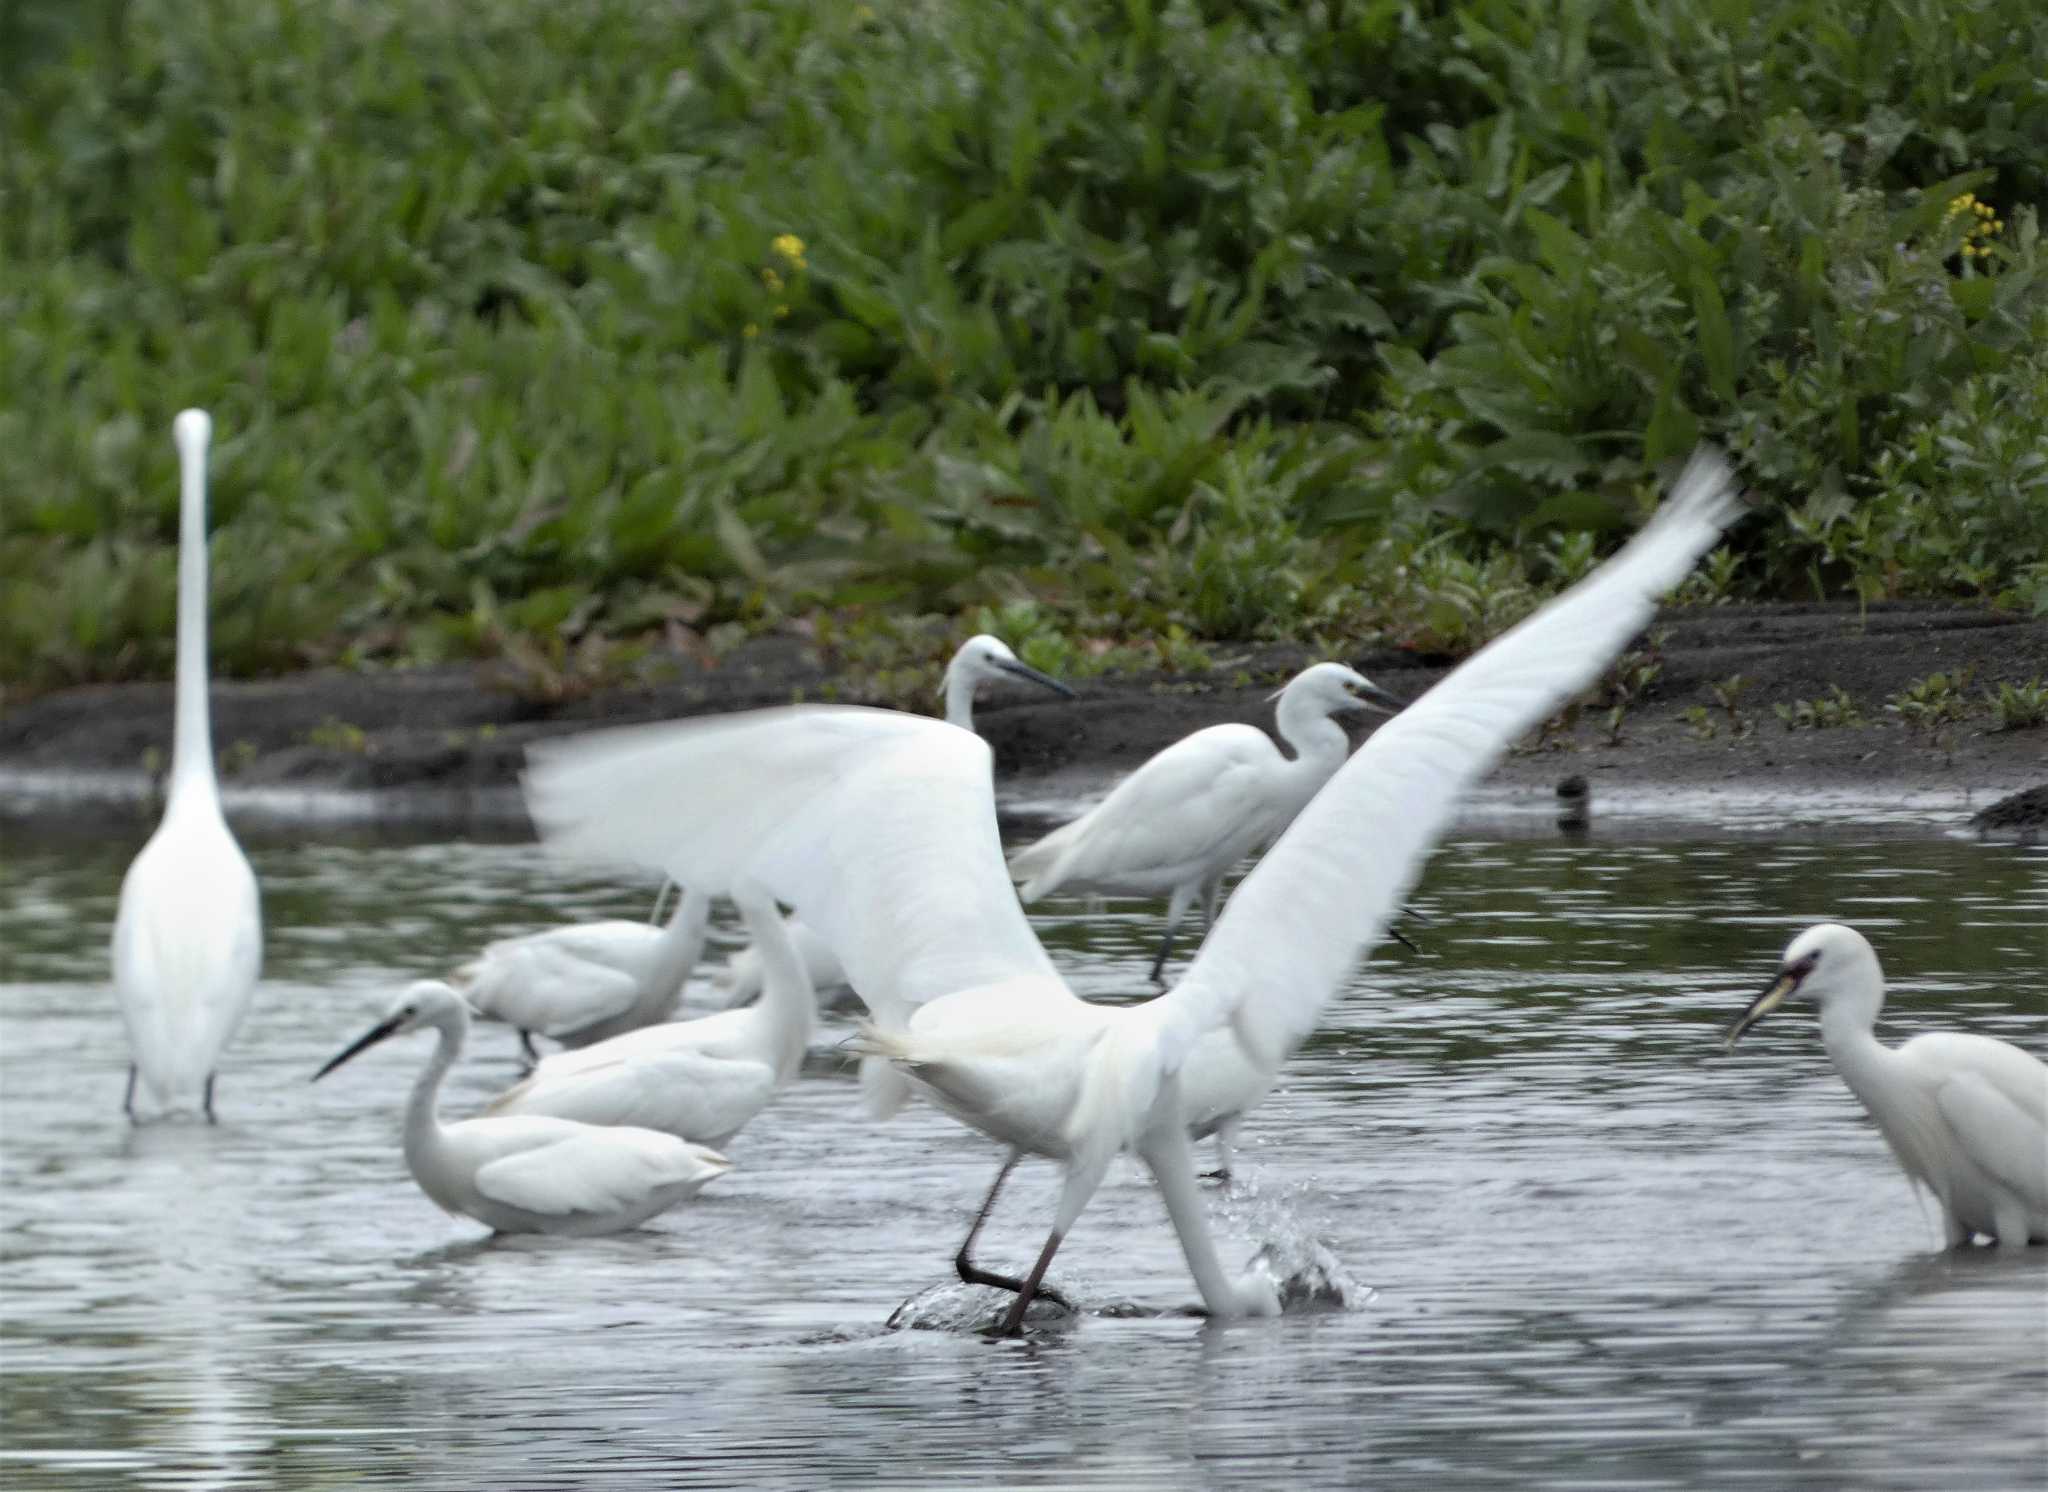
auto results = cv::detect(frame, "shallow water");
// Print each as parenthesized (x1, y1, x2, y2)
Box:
(2, 824, 2044, 1488)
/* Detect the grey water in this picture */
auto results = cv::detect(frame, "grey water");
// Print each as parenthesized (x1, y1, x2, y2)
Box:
(2, 821, 2043, 1488)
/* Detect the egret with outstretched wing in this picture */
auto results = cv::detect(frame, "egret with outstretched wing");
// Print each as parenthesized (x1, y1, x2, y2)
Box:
(526, 449, 1742, 1328)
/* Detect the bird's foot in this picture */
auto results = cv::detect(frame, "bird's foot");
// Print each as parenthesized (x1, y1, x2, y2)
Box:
(955, 1255, 1075, 1313)
(1199, 1167, 1234, 1192)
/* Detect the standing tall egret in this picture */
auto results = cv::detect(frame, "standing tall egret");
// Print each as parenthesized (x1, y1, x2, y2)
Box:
(715, 633, 1074, 1007)
(524, 449, 1742, 1328)
(483, 884, 816, 1148)
(313, 980, 732, 1236)
(111, 410, 262, 1122)
(1007, 661, 1403, 981)
(451, 883, 712, 1060)
(1725, 923, 2046, 1248)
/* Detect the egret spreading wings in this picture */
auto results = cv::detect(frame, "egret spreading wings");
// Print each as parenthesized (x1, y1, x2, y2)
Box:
(526, 448, 1742, 1328)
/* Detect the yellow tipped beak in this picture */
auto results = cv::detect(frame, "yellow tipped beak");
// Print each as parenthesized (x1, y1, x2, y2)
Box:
(1724, 972, 1797, 1050)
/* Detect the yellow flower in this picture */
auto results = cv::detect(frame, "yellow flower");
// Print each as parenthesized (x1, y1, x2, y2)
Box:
(774, 304, 790, 319)
(854, 3, 876, 21)
(743, 322, 759, 338)
(761, 266, 784, 291)
(772, 233, 807, 265)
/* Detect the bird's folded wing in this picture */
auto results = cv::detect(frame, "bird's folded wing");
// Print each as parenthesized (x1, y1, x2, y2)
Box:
(470, 941, 644, 1034)
(1014, 728, 1275, 891)
(473, 1128, 709, 1215)
(1934, 1066, 2048, 1208)
(1162, 448, 1743, 1071)
(524, 707, 1062, 1021)
(488, 1048, 776, 1139)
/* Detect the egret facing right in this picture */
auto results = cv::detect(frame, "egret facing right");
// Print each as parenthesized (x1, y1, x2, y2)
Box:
(111, 410, 262, 1121)
(1726, 923, 2046, 1248)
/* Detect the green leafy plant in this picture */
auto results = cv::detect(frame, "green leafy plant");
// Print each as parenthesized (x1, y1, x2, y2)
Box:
(1886, 669, 1976, 735)
(1775, 687, 1865, 731)
(1984, 677, 2048, 731)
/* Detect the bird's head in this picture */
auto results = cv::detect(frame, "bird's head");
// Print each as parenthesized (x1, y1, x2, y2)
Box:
(313, 980, 465, 1080)
(1275, 661, 1405, 720)
(1724, 923, 1883, 1049)
(941, 634, 1076, 703)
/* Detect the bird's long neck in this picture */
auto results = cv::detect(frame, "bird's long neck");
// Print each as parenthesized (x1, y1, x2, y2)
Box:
(401, 1012, 464, 1180)
(168, 446, 220, 809)
(644, 888, 712, 1001)
(732, 896, 817, 1086)
(1272, 690, 1349, 776)
(942, 667, 976, 731)
(1818, 998, 1900, 1119)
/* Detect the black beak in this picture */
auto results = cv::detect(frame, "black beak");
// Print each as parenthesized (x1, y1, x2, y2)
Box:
(995, 658, 1077, 699)
(313, 1014, 406, 1082)
(1724, 970, 1798, 1051)
(1347, 681, 1407, 717)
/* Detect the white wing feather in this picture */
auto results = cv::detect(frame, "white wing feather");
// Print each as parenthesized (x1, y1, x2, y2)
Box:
(486, 1036, 778, 1143)
(1162, 448, 1743, 1070)
(456, 931, 646, 1035)
(470, 1125, 720, 1217)
(525, 709, 1060, 1024)
(1917, 1036, 2048, 1211)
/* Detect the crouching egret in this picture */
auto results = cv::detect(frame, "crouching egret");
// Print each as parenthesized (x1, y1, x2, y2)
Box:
(1006, 661, 1404, 981)
(112, 410, 262, 1122)
(715, 633, 1074, 1009)
(1725, 923, 2047, 1248)
(451, 879, 711, 1060)
(484, 884, 815, 1148)
(522, 445, 1743, 1329)
(314, 981, 731, 1236)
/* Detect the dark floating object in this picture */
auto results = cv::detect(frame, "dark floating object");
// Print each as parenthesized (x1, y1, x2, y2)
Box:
(886, 1281, 1082, 1334)
(1555, 773, 1591, 835)
(1971, 783, 2048, 840)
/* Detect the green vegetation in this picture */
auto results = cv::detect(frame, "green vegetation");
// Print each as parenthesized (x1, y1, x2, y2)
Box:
(1983, 677, 2048, 731)
(4, 0, 2046, 694)
(1775, 685, 1865, 730)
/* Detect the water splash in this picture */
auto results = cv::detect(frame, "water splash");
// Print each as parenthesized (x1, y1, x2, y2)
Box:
(1220, 1170, 1377, 1313)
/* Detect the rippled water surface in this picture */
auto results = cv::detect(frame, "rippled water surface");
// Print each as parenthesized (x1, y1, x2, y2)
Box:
(3, 820, 2044, 1488)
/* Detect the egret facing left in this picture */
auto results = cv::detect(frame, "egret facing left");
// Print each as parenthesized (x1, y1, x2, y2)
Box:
(111, 409, 263, 1121)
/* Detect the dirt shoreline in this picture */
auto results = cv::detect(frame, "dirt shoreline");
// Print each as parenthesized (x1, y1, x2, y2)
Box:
(4, 601, 2044, 834)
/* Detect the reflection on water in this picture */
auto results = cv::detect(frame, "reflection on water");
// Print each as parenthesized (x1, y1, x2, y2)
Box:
(1, 827, 2043, 1487)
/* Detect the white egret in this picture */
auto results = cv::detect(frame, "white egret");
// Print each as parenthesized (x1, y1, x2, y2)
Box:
(313, 980, 732, 1235)
(483, 884, 815, 1147)
(715, 632, 1074, 1007)
(523, 447, 1741, 1328)
(450, 876, 712, 1060)
(1725, 923, 2047, 1248)
(111, 409, 262, 1122)
(1006, 661, 1404, 981)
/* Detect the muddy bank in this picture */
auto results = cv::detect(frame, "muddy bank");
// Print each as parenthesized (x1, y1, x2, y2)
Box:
(3, 601, 2043, 832)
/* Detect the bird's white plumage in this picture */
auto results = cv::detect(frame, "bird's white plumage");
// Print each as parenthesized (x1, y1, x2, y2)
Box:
(314, 981, 730, 1236)
(1168, 447, 1745, 1075)
(1009, 662, 1381, 905)
(112, 408, 263, 1118)
(484, 886, 813, 1147)
(452, 880, 710, 1048)
(715, 632, 1073, 1005)
(524, 446, 1744, 1318)
(1729, 922, 2046, 1247)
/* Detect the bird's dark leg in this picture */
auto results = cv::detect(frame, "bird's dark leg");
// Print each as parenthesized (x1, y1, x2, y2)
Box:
(519, 1030, 540, 1065)
(1150, 885, 1197, 984)
(123, 1065, 138, 1122)
(954, 1152, 1073, 1311)
(203, 1073, 217, 1124)
(998, 1227, 1069, 1337)
(1387, 922, 1423, 955)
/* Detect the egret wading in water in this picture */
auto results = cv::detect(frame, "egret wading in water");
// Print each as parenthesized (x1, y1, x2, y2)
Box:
(313, 981, 732, 1236)
(112, 410, 262, 1122)
(451, 880, 712, 1061)
(716, 633, 1074, 1008)
(523, 446, 1742, 1330)
(484, 884, 816, 1148)
(1006, 661, 1404, 982)
(1725, 923, 2047, 1248)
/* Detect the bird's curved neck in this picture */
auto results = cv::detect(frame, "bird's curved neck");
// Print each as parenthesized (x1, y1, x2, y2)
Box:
(645, 889, 712, 998)
(1818, 997, 1895, 1106)
(402, 1014, 464, 1176)
(734, 911, 816, 1085)
(942, 668, 976, 731)
(1272, 691, 1348, 772)
(169, 452, 220, 808)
